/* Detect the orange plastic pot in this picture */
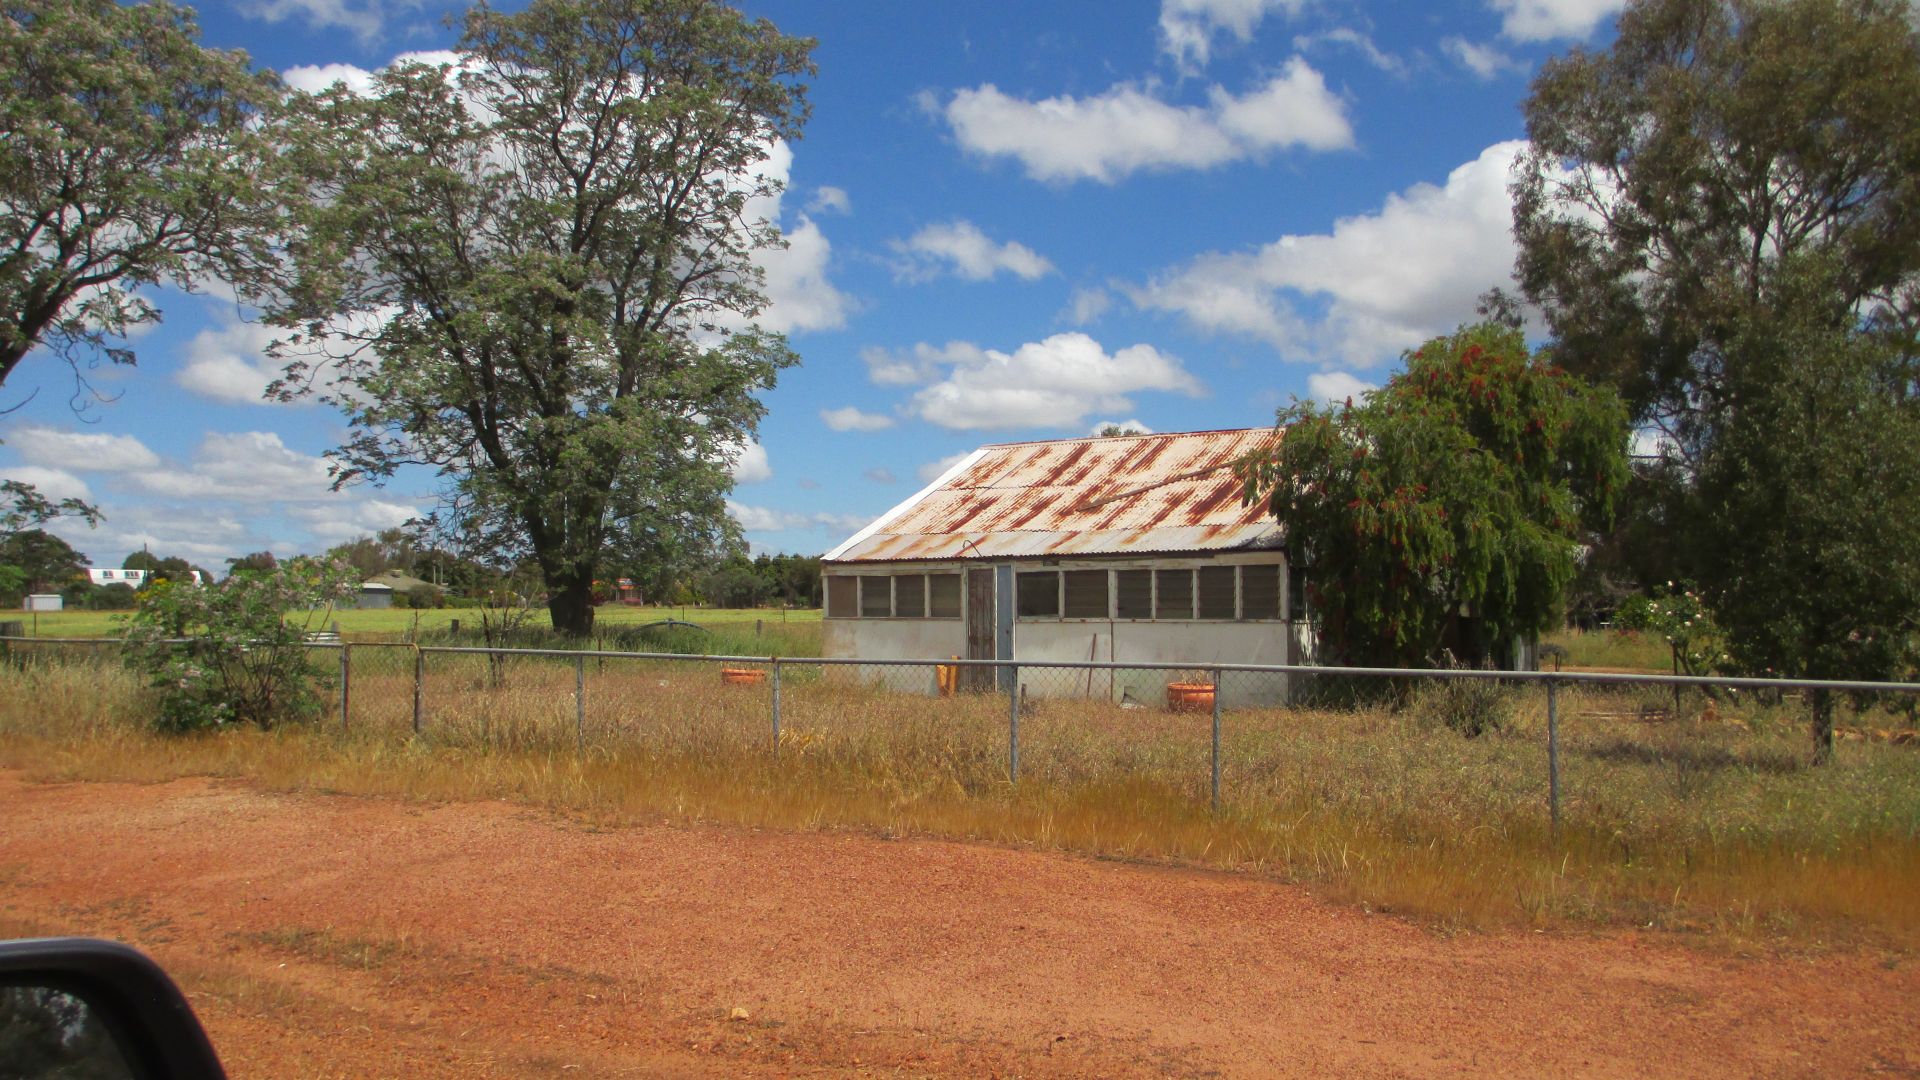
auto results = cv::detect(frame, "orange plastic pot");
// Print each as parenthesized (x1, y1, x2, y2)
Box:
(720, 667, 767, 686)
(1166, 682, 1215, 712)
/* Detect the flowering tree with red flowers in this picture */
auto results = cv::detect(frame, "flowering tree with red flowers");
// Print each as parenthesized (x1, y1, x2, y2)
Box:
(1239, 323, 1629, 669)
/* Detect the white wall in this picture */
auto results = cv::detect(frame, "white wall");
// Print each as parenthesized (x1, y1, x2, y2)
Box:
(821, 618, 969, 694)
(1012, 620, 1294, 707)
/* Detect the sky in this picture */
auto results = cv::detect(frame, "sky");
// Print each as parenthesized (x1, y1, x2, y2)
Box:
(0, 0, 1630, 572)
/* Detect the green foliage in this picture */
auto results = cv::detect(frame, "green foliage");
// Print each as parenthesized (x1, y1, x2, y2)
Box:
(1615, 584, 1729, 676)
(121, 550, 208, 586)
(0, 528, 86, 593)
(1510, 0, 1920, 445)
(266, 0, 815, 637)
(0, 562, 23, 604)
(225, 550, 278, 577)
(1240, 322, 1630, 668)
(1409, 673, 1513, 738)
(1, 480, 99, 534)
(121, 558, 358, 733)
(0, 0, 281, 392)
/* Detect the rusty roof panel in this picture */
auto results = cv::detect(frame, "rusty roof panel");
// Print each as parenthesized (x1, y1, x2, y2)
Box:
(824, 428, 1285, 563)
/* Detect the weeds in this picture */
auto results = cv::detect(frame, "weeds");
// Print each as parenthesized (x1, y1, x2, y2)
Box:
(1, 650, 1917, 946)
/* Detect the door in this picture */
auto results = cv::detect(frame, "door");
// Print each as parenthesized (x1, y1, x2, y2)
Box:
(962, 567, 995, 692)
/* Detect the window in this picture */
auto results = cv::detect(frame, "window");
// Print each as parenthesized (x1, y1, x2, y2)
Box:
(1288, 564, 1309, 621)
(1115, 569, 1152, 619)
(1016, 571, 1060, 617)
(1154, 568, 1193, 619)
(1063, 570, 1108, 618)
(1241, 565, 1279, 620)
(895, 574, 926, 618)
(929, 574, 962, 619)
(825, 575, 858, 618)
(860, 576, 892, 618)
(1198, 566, 1236, 619)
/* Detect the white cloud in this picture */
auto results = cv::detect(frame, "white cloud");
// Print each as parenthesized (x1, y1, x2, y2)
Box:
(1306, 371, 1377, 405)
(1293, 28, 1405, 75)
(1442, 37, 1527, 79)
(736, 142, 852, 334)
(807, 186, 851, 215)
(133, 432, 337, 503)
(175, 320, 284, 404)
(726, 501, 868, 535)
(820, 406, 896, 433)
(942, 60, 1352, 184)
(1064, 287, 1113, 325)
(872, 332, 1204, 431)
(726, 440, 772, 484)
(917, 453, 970, 484)
(864, 467, 898, 484)
(1159, 0, 1308, 71)
(234, 0, 387, 44)
(1128, 140, 1528, 369)
(891, 221, 1054, 282)
(280, 62, 379, 96)
(1090, 418, 1154, 435)
(0, 466, 90, 503)
(1490, 0, 1625, 41)
(5, 427, 159, 472)
(284, 499, 421, 545)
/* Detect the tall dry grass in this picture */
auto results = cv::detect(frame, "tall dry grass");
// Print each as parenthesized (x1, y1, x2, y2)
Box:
(2, 648, 1916, 946)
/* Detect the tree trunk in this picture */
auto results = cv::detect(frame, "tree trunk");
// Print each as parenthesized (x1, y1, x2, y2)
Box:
(547, 572, 597, 638)
(1809, 687, 1835, 766)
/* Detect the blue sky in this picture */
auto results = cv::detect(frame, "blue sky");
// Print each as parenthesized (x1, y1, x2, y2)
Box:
(0, 0, 1626, 571)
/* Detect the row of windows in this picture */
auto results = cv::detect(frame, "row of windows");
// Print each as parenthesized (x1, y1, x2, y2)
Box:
(825, 564, 1305, 622)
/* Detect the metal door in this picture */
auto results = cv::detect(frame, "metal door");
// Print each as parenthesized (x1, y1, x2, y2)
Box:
(963, 567, 995, 691)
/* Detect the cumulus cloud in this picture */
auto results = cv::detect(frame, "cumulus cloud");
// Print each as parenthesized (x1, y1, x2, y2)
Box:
(726, 500, 868, 535)
(175, 319, 284, 404)
(1064, 287, 1113, 325)
(0, 466, 90, 503)
(1090, 418, 1154, 435)
(807, 186, 851, 215)
(284, 498, 421, 545)
(1128, 140, 1527, 369)
(233, 0, 386, 44)
(1159, 0, 1308, 71)
(725, 440, 772, 484)
(891, 221, 1054, 283)
(1442, 37, 1527, 79)
(1292, 28, 1405, 75)
(1489, 0, 1625, 41)
(820, 406, 896, 433)
(941, 59, 1352, 184)
(5, 427, 159, 472)
(868, 332, 1203, 431)
(133, 432, 338, 503)
(1306, 371, 1377, 405)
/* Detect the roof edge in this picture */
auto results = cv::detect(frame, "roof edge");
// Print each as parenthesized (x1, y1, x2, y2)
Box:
(820, 446, 989, 562)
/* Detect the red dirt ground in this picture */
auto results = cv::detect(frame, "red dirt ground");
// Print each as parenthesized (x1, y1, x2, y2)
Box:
(1, 770, 1914, 1078)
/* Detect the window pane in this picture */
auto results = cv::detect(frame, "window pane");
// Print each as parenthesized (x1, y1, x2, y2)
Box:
(928, 574, 962, 618)
(825, 575, 858, 618)
(1062, 570, 1108, 618)
(1197, 566, 1236, 619)
(1154, 569, 1193, 619)
(1115, 569, 1151, 619)
(895, 574, 926, 618)
(860, 576, 892, 618)
(1242, 565, 1280, 620)
(1016, 571, 1060, 617)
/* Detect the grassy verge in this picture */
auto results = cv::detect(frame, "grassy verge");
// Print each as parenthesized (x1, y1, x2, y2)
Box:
(2, 603, 821, 639)
(1, 651, 1916, 947)
(1543, 627, 1675, 672)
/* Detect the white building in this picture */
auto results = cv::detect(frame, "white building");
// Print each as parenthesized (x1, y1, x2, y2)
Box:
(87, 568, 205, 588)
(820, 428, 1310, 707)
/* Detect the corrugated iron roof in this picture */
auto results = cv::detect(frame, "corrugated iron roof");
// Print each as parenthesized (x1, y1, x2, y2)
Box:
(824, 428, 1284, 563)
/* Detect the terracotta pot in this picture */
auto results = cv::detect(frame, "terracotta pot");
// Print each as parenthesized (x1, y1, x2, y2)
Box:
(1166, 682, 1215, 712)
(721, 667, 767, 685)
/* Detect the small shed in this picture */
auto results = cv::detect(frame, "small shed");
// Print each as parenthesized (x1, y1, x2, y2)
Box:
(23, 594, 62, 613)
(820, 428, 1309, 706)
(349, 581, 394, 610)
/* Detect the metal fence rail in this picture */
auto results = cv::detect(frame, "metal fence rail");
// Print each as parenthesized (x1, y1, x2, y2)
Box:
(4, 634, 1917, 832)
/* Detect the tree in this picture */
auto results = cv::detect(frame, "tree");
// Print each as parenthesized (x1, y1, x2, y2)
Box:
(1510, 0, 1920, 455)
(0, 527, 86, 592)
(225, 550, 277, 577)
(1693, 260, 1920, 761)
(268, 0, 813, 636)
(1, 479, 98, 533)
(1238, 323, 1630, 668)
(123, 550, 208, 585)
(0, 0, 280, 394)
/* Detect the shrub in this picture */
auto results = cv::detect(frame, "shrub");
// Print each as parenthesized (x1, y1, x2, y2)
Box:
(120, 558, 358, 732)
(1410, 671, 1512, 738)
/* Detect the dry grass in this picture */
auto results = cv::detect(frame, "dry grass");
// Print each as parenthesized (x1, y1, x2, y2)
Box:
(2, 649, 1917, 948)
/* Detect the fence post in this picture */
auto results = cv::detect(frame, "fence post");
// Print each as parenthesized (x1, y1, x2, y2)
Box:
(771, 657, 782, 753)
(575, 652, 586, 757)
(1211, 667, 1222, 814)
(1547, 677, 1561, 839)
(1008, 661, 1020, 785)
(338, 643, 350, 732)
(412, 646, 424, 735)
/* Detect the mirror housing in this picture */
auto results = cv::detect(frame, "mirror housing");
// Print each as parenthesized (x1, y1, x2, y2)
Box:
(0, 937, 225, 1079)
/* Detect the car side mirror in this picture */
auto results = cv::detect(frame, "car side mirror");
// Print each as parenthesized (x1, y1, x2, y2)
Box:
(0, 938, 225, 1079)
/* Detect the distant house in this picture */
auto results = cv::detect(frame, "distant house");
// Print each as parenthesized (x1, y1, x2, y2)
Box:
(820, 428, 1310, 707)
(86, 568, 205, 588)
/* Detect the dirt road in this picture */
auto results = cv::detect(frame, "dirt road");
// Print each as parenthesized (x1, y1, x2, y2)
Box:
(0, 771, 1912, 1077)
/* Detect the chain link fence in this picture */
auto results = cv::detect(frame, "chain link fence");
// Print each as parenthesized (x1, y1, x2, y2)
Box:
(4, 635, 1917, 833)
